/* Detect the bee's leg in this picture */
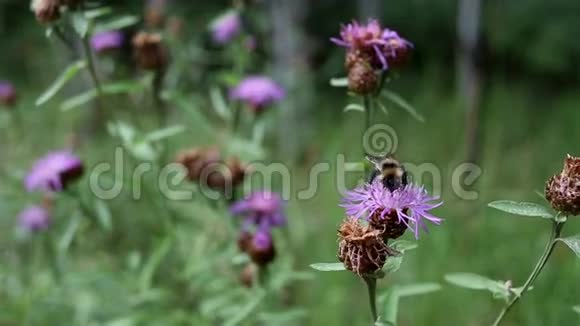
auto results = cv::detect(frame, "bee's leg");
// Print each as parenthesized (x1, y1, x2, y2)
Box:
(367, 170, 379, 184)
(402, 170, 409, 185)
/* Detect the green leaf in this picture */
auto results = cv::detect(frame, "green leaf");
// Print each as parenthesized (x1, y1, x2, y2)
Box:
(60, 81, 145, 111)
(391, 240, 418, 252)
(375, 99, 389, 116)
(382, 89, 425, 122)
(381, 283, 441, 325)
(36, 61, 86, 106)
(223, 291, 266, 326)
(343, 103, 365, 112)
(444, 273, 498, 290)
(573, 305, 580, 314)
(139, 238, 172, 292)
(397, 283, 442, 297)
(330, 77, 348, 87)
(60, 89, 97, 111)
(72, 13, 91, 38)
(94, 15, 139, 33)
(310, 263, 346, 272)
(84, 7, 113, 19)
(210, 87, 231, 121)
(142, 125, 186, 143)
(556, 235, 580, 258)
(488, 200, 553, 219)
(94, 199, 113, 231)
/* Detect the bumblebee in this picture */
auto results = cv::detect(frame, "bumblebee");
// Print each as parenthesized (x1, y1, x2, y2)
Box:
(366, 154, 409, 192)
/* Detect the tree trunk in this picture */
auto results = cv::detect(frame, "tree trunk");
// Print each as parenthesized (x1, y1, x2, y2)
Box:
(270, 0, 312, 163)
(457, 0, 482, 164)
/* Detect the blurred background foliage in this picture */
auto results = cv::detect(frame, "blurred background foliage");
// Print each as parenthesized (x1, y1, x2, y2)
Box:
(0, 0, 579, 325)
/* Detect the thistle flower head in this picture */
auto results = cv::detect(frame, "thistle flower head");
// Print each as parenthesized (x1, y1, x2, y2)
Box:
(90, 31, 125, 53)
(175, 147, 248, 194)
(230, 190, 286, 230)
(18, 205, 51, 232)
(0, 81, 17, 107)
(24, 150, 84, 192)
(230, 76, 285, 111)
(341, 180, 443, 239)
(210, 11, 242, 44)
(132, 31, 168, 71)
(331, 19, 412, 70)
(337, 217, 398, 275)
(546, 154, 580, 216)
(31, 0, 61, 24)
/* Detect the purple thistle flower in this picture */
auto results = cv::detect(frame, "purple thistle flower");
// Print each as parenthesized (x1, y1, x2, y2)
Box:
(210, 11, 242, 44)
(90, 31, 125, 53)
(331, 19, 413, 70)
(230, 191, 286, 231)
(341, 180, 443, 239)
(25, 150, 84, 192)
(18, 206, 51, 232)
(230, 76, 285, 111)
(252, 229, 273, 250)
(0, 81, 17, 106)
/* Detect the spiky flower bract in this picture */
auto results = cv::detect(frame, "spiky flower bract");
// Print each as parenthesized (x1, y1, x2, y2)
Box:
(546, 154, 580, 216)
(25, 150, 84, 192)
(341, 180, 443, 239)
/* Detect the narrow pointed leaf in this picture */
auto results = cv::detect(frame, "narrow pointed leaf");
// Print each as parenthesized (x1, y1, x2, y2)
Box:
(557, 235, 580, 258)
(36, 61, 86, 106)
(210, 87, 232, 120)
(94, 199, 113, 231)
(310, 263, 346, 272)
(143, 125, 186, 143)
(444, 273, 499, 290)
(382, 89, 424, 122)
(223, 291, 266, 326)
(94, 15, 139, 33)
(330, 77, 348, 87)
(488, 200, 553, 219)
(344, 103, 365, 112)
(573, 306, 580, 314)
(397, 283, 442, 297)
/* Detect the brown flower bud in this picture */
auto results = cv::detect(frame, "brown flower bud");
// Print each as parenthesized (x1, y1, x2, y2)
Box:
(237, 231, 253, 252)
(546, 154, 580, 216)
(239, 263, 256, 288)
(32, 0, 61, 24)
(369, 209, 408, 240)
(132, 32, 168, 71)
(176, 147, 248, 194)
(337, 217, 398, 276)
(246, 233, 276, 266)
(347, 61, 378, 95)
(383, 38, 412, 69)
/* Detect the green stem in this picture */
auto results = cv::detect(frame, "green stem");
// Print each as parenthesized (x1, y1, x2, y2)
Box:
(492, 220, 565, 326)
(363, 95, 373, 175)
(232, 102, 243, 134)
(81, 36, 103, 99)
(364, 276, 378, 324)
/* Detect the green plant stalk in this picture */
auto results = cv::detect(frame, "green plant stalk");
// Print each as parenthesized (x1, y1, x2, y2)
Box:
(363, 95, 373, 175)
(492, 220, 565, 326)
(364, 276, 378, 324)
(81, 36, 103, 100)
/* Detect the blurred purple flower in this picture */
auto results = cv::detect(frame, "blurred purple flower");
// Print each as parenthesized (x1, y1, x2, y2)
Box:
(0, 81, 17, 106)
(331, 19, 412, 70)
(252, 229, 273, 250)
(90, 31, 125, 53)
(230, 76, 285, 110)
(210, 11, 241, 44)
(341, 180, 443, 239)
(18, 206, 51, 232)
(25, 150, 84, 192)
(230, 191, 286, 230)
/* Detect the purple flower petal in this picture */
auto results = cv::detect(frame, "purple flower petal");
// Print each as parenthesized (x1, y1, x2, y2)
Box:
(341, 180, 443, 239)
